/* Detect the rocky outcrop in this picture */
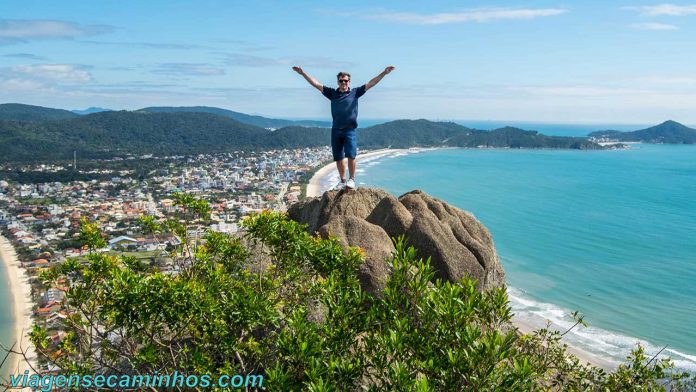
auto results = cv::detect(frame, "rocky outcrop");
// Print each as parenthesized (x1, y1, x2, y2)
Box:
(288, 188, 505, 294)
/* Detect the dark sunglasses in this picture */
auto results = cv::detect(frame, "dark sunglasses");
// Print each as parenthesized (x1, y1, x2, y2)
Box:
(338, 79, 350, 83)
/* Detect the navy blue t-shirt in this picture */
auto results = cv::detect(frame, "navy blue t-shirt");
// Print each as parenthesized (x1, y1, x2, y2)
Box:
(322, 84, 367, 130)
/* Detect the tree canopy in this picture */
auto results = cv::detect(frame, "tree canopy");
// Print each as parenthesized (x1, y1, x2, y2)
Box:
(3, 195, 692, 391)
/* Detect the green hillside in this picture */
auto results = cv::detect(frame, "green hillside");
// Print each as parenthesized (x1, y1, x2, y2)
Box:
(589, 120, 696, 143)
(0, 110, 269, 161)
(0, 103, 80, 121)
(140, 106, 331, 129)
(0, 105, 612, 163)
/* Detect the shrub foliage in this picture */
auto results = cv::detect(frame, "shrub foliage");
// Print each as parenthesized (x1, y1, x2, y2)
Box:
(19, 195, 695, 391)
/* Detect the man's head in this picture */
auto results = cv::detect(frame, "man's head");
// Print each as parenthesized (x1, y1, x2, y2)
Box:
(337, 72, 351, 92)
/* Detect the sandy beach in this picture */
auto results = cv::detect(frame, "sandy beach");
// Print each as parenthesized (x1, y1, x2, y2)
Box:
(513, 316, 617, 371)
(0, 235, 35, 385)
(306, 148, 403, 198)
(304, 149, 617, 371)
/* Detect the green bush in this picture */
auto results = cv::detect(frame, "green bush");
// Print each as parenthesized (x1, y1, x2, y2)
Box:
(24, 196, 695, 391)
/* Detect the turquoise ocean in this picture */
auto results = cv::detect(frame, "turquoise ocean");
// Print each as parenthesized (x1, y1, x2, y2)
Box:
(319, 142, 696, 370)
(3, 123, 696, 376)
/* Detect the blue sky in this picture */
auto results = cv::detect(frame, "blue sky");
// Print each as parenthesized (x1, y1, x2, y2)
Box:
(2, 1, 696, 123)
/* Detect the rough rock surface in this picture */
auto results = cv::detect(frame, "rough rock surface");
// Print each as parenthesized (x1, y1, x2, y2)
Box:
(317, 216, 394, 294)
(288, 188, 505, 292)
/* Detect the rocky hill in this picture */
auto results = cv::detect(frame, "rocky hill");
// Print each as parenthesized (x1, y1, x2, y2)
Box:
(288, 188, 505, 294)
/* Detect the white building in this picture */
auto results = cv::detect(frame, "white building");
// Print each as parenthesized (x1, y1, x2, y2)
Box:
(209, 222, 239, 234)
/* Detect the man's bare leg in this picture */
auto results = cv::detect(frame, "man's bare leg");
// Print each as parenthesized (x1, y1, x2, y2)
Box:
(348, 158, 356, 180)
(336, 159, 346, 181)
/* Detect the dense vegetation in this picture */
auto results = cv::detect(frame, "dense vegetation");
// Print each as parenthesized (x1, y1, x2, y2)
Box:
(0, 111, 270, 161)
(359, 121, 599, 150)
(0, 103, 79, 122)
(8, 194, 693, 391)
(140, 106, 331, 129)
(589, 120, 696, 143)
(0, 106, 608, 163)
(0, 169, 110, 184)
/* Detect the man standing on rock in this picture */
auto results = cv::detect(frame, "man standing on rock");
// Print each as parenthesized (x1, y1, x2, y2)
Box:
(292, 65, 395, 191)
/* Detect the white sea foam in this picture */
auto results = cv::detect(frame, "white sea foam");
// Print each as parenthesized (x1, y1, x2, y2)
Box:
(352, 145, 696, 374)
(317, 149, 423, 193)
(508, 287, 696, 372)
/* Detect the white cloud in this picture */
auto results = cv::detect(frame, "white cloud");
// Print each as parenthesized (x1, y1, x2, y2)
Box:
(223, 53, 285, 67)
(81, 40, 207, 50)
(1, 52, 47, 60)
(366, 8, 567, 25)
(291, 56, 356, 69)
(510, 85, 647, 97)
(0, 78, 47, 91)
(623, 74, 696, 87)
(0, 19, 113, 44)
(631, 22, 678, 30)
(625, 4, 696, 16)
(152, 63, 226, 76)
(6, 64, 92, 83)
(223, 53, 355, 69)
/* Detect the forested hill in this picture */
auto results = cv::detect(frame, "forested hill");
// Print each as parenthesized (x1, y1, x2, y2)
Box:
(359, 120, 599, 149)
(0, 103, 330, 128)
(589, 120, 696, 143)
(139, 106, 331, 129)
(0, 111, 269, 161)
(0, 109, 609, 163)
(0, 103, 80, 121)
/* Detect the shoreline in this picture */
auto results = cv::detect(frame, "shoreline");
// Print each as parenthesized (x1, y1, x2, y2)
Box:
(305, 143, 627, 197)
(304, 148, 617, 371)
(306, 148, 403, 197)
(512, 315, 617, 371)
(0, 235, 36, 384)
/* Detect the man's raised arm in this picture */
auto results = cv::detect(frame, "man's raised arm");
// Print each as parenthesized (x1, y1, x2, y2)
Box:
(365, 66, 395, 91)
(292, 66, 323, 92)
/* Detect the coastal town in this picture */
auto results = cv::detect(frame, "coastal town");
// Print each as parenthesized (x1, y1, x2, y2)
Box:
(0, 147, 333, 375)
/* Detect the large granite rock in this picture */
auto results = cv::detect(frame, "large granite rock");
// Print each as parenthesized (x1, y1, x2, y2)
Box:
(288, 188, 505, 292)
(317, 216, 394, 294)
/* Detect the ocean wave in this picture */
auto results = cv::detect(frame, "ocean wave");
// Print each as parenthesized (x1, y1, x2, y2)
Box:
(508, 287, 696, 372)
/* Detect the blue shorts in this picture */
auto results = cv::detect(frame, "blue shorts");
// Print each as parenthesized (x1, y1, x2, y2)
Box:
(331, 128, 357, 161)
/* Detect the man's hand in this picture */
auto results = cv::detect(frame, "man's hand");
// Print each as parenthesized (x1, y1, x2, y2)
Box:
(366, 66, 395, 91)
(293, 66, 323, 92)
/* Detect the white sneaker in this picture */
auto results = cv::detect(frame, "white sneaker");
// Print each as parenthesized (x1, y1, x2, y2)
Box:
(331, 179, 346, 191)
(346, 178, 356, 190)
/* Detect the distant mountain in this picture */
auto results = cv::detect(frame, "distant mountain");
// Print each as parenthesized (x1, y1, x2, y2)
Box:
(0, 103, 79, 121)
(0, 112, 608, 163)
(72, 107, 113, 115)
(358, 121, 601, 149)
(0, 110, 270, 162)
(139, 106, 331, 129)
(452, 127, 601, 149)
(589, 120, 696, 144)
(359, 120, 472, 148)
